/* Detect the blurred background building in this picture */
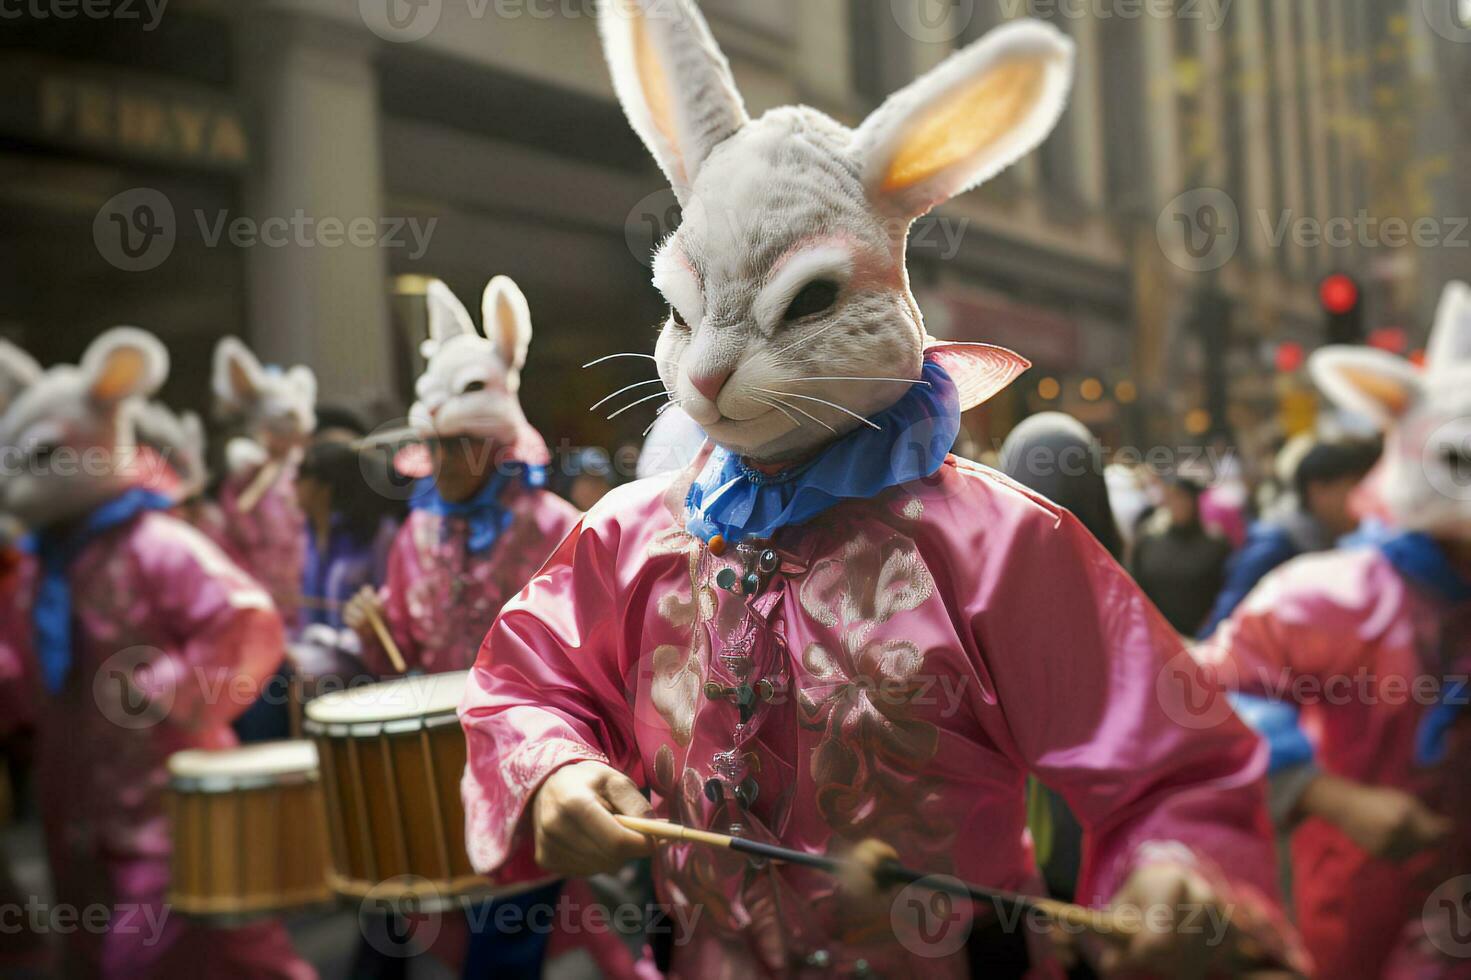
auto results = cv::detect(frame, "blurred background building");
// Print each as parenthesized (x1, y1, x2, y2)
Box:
(2, 0, 1469, 465)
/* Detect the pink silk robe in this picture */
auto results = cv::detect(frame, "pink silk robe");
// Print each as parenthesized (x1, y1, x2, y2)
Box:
(362, 482, 579, 676)
(1, 511, 313, 979)
(1199, 547, 1471, 979)
(218, 459, 306, 628)
(461, 456, 1296, 978)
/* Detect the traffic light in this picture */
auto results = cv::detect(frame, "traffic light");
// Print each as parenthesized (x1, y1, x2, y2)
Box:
(1319, 273, 1364, 345)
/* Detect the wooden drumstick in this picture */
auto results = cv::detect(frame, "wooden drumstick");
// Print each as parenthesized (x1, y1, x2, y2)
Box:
(613, 815, 1138, 939)
(236, 459, 282, 514)
(362, 602, 408, 675)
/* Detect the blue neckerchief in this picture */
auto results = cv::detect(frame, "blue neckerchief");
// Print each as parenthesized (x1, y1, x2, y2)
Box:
(1367, 530, 1471, 765)
(1229, 693, 1315, 774)
(409, 463, 546, 555)
(685, 359, 959, 546)
(32, 489, 174, 693)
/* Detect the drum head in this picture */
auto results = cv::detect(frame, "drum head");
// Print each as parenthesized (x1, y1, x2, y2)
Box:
(303, 670, 469, 727)
(168, 741, 318, 781)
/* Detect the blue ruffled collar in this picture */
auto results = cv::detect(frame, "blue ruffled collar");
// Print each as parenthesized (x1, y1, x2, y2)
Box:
(685, 359, 958, 548)
(410, 462, 546, 554)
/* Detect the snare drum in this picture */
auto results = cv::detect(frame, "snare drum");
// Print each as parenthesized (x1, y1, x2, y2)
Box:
(166, 741, 332, 920)
(303, 671, 488, 905)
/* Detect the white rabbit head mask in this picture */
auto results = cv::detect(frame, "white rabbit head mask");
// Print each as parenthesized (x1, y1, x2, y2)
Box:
(0, 329, 170, 529)
(408, 276, 541, 457)
(600, 1, 1073, 461)
(1311, 282, 1471, 542)
(212, 336, 317, 450)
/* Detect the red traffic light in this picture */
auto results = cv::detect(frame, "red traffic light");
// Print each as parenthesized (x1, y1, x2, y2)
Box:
(1319, 274, 1360, 315)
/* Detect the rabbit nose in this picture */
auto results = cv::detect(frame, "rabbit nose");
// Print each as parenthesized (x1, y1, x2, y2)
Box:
(689, 369, 731, 403)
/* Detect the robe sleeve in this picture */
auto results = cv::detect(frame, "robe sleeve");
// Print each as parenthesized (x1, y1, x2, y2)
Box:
(360, 520, 423, 677)
(958, 494, 1298, 963)
(128, 515, 286, 731)
(458, 514, 640, 884)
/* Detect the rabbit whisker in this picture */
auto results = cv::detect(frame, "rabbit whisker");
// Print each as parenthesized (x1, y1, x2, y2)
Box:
(756, 388, 881, 431)
(583, 353, 676, 369)
(643, 398, 687, 436)
(750, 389, 838, 434)
(590, 379, 666, 413)
(607, 390, 672, 421)
(750, 395, 802, 429)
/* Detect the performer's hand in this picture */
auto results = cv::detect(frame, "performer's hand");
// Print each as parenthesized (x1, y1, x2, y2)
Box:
(532, 761, 653, 876)
(1096, 862, 1234, 980)
(342, 586, 383, 638)
(1302, 775, 1449, 862)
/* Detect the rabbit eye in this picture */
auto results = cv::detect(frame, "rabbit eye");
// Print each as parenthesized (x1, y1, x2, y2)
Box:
(669, 306, 689, 329)
(784, 280, 840, 322)
(462, 381, 487, 394)
(28, 443, 56, 466)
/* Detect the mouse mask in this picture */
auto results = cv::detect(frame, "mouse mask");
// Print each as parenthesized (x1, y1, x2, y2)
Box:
(0, 329, 170, 529)
(599, 1, 1072, 461)
(1311, 281, 1471, 543)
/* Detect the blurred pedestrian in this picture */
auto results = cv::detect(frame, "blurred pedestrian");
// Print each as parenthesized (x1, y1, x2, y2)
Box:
(1130, 472, 1232, 635)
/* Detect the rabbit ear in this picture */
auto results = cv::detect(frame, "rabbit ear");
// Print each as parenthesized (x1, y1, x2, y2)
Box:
(599, 0, 749, 199)
(1426, 281, 1471, 377)
(481, 275, 532, 378)
(1310, 346, 1424, 429)
(213, 336, 263, 408)
(853, 19, 1074, 220)
(423, 279, 476, 359)
(83, 327, 169, 407)
(0, 340, 42, 415)
(286, 365, 318, 405)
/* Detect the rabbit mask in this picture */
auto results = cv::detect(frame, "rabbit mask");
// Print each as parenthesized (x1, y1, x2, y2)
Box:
(0, 328, 170, 529)
(1311, 282, 1471, 542)
(599, 2, 1072, 462)
(408, 276, 545, 463)
(212, 336, 317, 459)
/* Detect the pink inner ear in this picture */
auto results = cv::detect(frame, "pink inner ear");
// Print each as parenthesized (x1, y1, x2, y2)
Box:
(923, 342, 1031, 411)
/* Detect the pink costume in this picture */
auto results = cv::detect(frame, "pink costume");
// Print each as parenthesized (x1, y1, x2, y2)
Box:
(218, 458, 306, 627)
(3, 511, 314, 979)
(1198, 547, 1471, 978)
(362, 479, 579, 676)
(460, 455, 1298, 977)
